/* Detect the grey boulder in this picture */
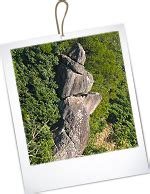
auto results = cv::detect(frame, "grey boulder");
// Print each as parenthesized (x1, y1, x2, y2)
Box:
(84, 93, 102, 115)
(61, 54, 85, 75)
(54, 96, 90, 159)
(60, 67, 94, 98)
(69, 43, 86, 65)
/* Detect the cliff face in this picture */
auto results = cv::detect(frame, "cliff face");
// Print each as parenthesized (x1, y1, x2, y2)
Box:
(53, 43, 102, 160)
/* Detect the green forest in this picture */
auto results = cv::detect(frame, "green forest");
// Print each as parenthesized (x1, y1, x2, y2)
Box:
(11, 31, 138, 165)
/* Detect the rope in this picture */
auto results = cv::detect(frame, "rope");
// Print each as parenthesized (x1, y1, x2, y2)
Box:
(55, 0, 69, 37)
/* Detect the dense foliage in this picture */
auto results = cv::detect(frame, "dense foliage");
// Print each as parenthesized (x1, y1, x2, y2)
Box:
(11, 45, 61, 164)
(11, 31, 138, 165)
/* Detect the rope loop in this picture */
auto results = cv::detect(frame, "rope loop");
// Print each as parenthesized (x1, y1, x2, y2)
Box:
(55, 0, 69, 36)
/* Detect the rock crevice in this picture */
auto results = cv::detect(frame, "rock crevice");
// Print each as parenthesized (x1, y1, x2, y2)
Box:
(54, 43, 102, 160)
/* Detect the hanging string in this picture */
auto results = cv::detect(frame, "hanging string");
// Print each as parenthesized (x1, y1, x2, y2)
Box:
(55, 0, 69, 37)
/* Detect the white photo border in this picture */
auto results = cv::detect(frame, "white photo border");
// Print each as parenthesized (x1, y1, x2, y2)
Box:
(0, 24, 149, 194)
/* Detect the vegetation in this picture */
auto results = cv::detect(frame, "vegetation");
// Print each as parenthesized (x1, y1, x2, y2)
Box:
(11, 45, 60, 164)
(11, 31, 138, 165)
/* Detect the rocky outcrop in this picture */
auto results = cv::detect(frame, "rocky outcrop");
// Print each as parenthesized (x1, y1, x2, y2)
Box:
(84, 93, 102, 115)
(58, 54, 94, 98)
(54, 43, 102, 160)
(68, 42, 86, 65)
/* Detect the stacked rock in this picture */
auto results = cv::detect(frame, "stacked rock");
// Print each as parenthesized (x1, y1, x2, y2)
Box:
(54, 43, 102, 160)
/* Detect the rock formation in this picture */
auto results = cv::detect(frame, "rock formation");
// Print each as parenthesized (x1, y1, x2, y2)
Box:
(53, 43, 102, 160)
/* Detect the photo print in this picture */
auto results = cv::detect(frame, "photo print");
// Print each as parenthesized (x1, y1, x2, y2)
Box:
(11, 31, 138, 165)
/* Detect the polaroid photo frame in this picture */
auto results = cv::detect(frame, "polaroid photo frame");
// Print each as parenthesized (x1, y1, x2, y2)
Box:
(0, 24, 149, 194)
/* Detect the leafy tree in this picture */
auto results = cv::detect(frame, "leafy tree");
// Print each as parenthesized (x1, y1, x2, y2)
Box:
(11, 44, 60, 165)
